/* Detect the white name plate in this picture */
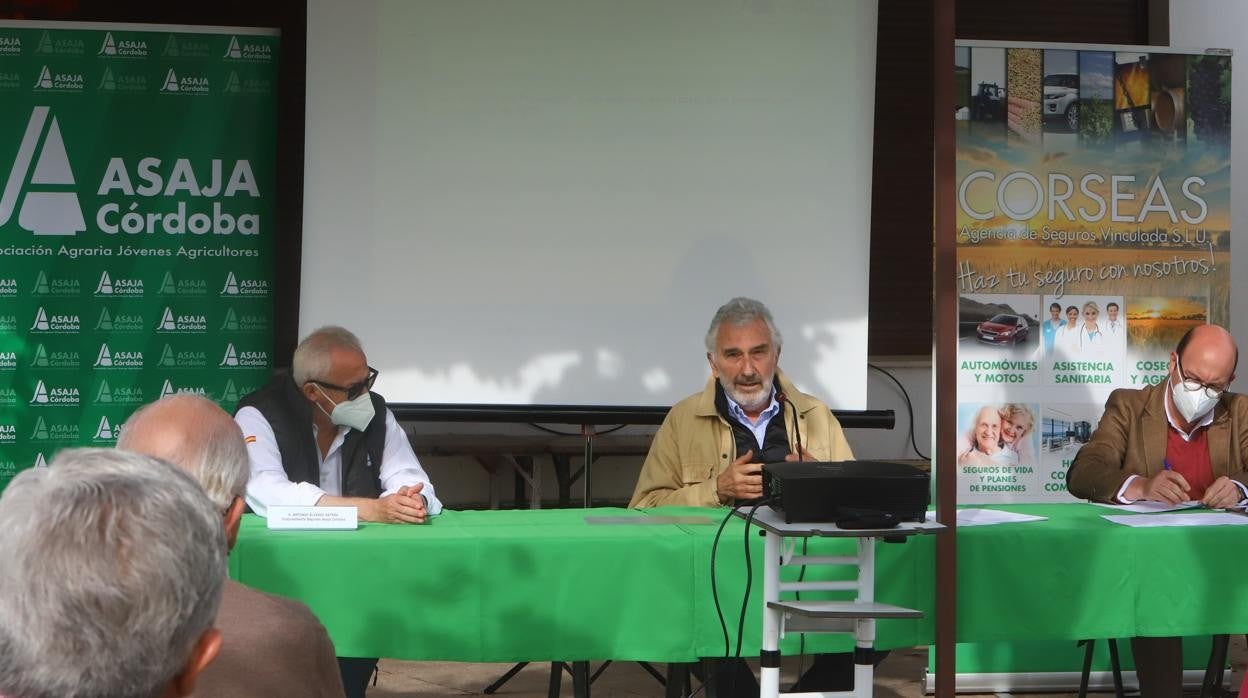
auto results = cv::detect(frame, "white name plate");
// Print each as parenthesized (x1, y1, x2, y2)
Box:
(267, 506, 358, 530)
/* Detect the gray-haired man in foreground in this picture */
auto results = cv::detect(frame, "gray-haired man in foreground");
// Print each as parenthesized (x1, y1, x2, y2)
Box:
(0, 448, 225, 698)
(119, 393, 344, 698)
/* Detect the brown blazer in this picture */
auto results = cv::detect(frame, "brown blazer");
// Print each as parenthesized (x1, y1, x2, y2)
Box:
(192, 580, 344, 698)
(1067, 381, 1248, 502)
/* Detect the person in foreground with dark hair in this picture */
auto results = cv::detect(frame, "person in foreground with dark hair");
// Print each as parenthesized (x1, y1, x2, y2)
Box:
(1068, 323, 1247, 697)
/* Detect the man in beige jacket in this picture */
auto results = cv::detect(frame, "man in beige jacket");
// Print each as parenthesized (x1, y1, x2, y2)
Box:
(630, 297, 854, 509)
(629, 297, 858, 694)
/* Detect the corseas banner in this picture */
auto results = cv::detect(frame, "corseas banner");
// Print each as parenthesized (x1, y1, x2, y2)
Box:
(0, 22, 277, 488)
(954, 42, 1231, 503)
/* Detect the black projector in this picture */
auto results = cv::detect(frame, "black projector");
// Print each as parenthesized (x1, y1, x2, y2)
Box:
(762, 460, 930, 525)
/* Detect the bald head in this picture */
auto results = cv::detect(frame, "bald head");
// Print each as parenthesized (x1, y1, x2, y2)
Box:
(1173, 324, 1238, 392)
(118, 394, 249, 511)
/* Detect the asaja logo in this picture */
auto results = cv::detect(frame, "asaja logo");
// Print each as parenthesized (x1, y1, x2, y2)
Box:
(0, 106, 86, 236)
(159, 379, 207, 398)
(0, 423, 14, 443)
(0, 351, 15, 370)
(29, 379, 80, 406)
(159, 68, 210, 95)
(0, 35, 20, 56)
(30, 307, 80, 333)
(35, 31, 85, 56)
(220, 307, 269, 332)
(157, 343, 207, 368)
(221, 379, 256, 403)
(33, 65, 85, 92)
(0, 277, 14, 296)
(95, 343, 143, 369)
(220, 343, 268, 368)
(159, 271, 207, 296)
(221, 271, 270, 297)
(161, 35, 210, 59)
(0, 315, 16, 331)
(94, 379, 144, 405)
(98, 67, 148, 93)
(32, 270, 80, 296)
(93, 416, 116, 442)
(156, 307, 207, 333)
(29, 415, 79, 442)
(29, 343, 80, 369)
(227, 72, 272, 95)
(95, 270, 144, 297)
(98, 32, 148, 58)
(0, 387, 16, 405)
(223, 36, 273, 62)
(0, 72, 19, 90)
(33, 452, 48, 468)
(94, 307, 144, 333)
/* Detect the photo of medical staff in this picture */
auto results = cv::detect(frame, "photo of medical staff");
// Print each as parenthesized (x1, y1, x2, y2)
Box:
(1043, 295, 1124, 362)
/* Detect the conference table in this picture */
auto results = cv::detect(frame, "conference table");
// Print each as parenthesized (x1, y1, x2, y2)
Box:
(228, 503, 1248, 663)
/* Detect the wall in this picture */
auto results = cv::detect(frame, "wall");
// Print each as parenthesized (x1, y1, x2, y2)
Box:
(1169, 0, 1247, 386)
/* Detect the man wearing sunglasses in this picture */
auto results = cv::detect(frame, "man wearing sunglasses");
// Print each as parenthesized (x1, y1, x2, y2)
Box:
(235, 326, 443, 698)
(1068, 323, 1246, 697)
(235, 325, 442, 524)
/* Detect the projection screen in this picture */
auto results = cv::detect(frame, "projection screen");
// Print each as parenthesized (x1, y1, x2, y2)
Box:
(301, 0, 878, 409)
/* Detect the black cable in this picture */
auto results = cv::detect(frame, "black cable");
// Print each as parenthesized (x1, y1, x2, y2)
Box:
(735, 498, 772, 659)
(710, 503, 743, 659)
(525, 423, 626, 437)
(868, 363, 930, 461)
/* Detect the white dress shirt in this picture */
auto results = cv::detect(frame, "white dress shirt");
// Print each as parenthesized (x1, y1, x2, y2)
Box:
(235, 405, 443, 517)
(724, 388, 782, 449)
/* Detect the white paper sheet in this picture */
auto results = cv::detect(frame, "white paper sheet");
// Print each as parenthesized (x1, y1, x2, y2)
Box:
(925, 509, 1048, 527)
(1090, 500, 1201, 514)
(1102, 512, 1248, 527)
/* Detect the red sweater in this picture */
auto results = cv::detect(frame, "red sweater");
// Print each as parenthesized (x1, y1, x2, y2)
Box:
(1166, 425, 1213, 500)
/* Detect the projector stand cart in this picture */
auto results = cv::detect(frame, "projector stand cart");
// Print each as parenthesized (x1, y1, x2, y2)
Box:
(734, 506, 942, 698)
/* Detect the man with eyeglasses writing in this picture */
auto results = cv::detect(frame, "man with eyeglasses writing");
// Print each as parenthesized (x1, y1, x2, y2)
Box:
(1067, 323, 1245, 697)
(235, 326, 443, 697)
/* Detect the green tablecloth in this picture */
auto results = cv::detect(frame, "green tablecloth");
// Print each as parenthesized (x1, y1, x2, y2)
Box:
(952, 503, 1248, 641)
(229, 503, 1248, 662)
(230, 505, 933, 661)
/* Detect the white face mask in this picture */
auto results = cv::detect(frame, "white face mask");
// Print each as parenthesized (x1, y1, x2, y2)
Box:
(314, 385, 376, 432)
(1170, 374, 1221, 424)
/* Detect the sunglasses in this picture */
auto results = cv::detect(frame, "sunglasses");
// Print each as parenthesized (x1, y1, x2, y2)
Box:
(311, 367, 379, 400)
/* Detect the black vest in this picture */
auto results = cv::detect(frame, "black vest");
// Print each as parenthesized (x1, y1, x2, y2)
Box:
(715, 379, 792, 464)
(237, 371, 387, 499)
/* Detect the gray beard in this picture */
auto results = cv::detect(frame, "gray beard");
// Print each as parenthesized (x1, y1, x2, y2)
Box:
(721, 376, 772, 413)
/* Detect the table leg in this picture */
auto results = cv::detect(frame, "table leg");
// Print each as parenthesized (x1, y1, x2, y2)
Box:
(760, 531, 781, 698)
(581, 425, 593, 508)
(572, 661, 591, 698)
(853, 536, 877, 698)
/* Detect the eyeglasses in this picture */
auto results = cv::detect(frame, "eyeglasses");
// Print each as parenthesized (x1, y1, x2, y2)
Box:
(1175, 358, 1227, 399)
(311, 367, 378, 400)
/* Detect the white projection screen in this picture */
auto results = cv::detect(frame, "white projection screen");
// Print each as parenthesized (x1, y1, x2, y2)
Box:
(302, 0, 877, 409)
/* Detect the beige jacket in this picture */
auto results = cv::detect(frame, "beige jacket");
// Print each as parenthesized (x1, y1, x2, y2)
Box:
(1067, 381, 1248, 502)
(629, 371, 854, 508)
